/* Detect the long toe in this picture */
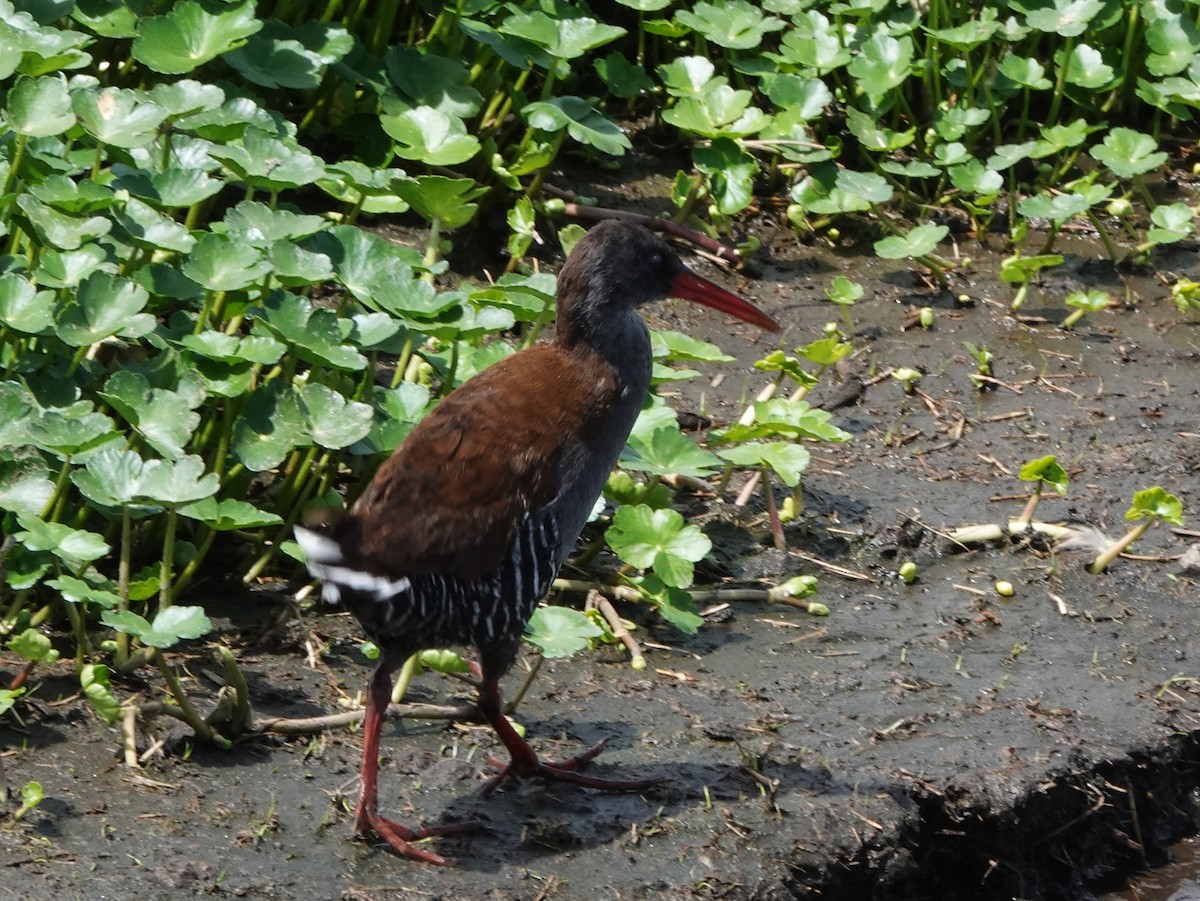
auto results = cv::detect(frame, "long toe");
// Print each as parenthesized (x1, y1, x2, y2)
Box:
(360, 811, 463, 866)
(484, 738, 657, 794)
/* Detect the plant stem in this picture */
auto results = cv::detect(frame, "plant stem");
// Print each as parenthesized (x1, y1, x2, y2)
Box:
(151, 647, 228, 748)
(158, 507, 177, 610)
(1088, 519, 1154, 574)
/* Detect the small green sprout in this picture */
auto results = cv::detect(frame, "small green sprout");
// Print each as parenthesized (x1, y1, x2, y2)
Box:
(1088, 487, 1184, 574)
(995, 580, 1015, 597)
(918, 307, 934, 329)
(965, 342, 994, 389)
(1171, 278, 1200, 314)
(899, 561, 917, 583)
(10, 781, 44, 822)
(767, 576, 827, 615)
(1015, 455, 1069, 525)
(1061, 289, 1112, 328)
(825, 276, 865, 337)
(1000, 253, 1063, 309)
(891, 367, 923, 395)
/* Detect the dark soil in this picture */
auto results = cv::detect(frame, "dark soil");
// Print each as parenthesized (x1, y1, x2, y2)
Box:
(3, 166, 1200, 901)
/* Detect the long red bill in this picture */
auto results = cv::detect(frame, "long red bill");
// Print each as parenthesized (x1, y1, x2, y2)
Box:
(670, 269, 780, 332)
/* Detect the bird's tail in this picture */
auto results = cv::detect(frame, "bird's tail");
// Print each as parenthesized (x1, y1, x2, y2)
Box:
(294, 524, 413, 606)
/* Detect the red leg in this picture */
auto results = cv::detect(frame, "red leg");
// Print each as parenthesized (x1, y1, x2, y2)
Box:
(355, 665, 469, 865)
(475, 677, 656, 795)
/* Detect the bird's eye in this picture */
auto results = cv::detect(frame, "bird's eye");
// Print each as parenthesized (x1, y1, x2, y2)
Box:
(650, 252, 663, 268)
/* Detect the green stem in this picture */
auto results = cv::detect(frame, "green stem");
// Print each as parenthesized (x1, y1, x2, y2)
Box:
(389, 652, 419, 705)
(158, 507, 178, 610)
(1044, 33, 1076, 128)
(152, 647, 229, 748)
(116, 508, 132, 666)
(1088, 519, 1154, 574)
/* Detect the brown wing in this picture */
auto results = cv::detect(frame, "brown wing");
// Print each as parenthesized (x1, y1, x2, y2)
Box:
(351, 344, 619, 580)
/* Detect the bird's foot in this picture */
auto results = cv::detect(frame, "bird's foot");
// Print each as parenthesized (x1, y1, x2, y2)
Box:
(355, 808, 473, 866)
(484, 737, 657, 795)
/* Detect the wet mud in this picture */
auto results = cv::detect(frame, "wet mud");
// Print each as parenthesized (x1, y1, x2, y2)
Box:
(3, 190, 1200, 900)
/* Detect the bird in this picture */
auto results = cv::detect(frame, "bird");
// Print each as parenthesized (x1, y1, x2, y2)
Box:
(295, 219, 779, 864)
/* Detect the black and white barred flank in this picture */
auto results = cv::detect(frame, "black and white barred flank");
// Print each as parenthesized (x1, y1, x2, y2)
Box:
(295, 514, 561, 654)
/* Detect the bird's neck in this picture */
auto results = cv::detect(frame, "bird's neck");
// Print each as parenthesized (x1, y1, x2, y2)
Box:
(556, 299, 652, 397)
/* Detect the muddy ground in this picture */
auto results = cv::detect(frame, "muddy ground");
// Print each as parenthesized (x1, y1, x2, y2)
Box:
(2, 169, 1200, 900)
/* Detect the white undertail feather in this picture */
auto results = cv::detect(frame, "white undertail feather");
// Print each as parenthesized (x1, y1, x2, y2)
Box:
(295, 525, 412, 605)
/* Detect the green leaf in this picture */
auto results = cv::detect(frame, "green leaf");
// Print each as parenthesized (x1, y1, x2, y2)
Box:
(81, 663, 120, 725)
(1090, 128, 1168, 178)
(384, 46, 482, 117)
(675, 0, 784, 50)
(214, 201, 327, 247)
(1146, 203, 1196, 245)
(15, 515, 110, 565)
(1146, 14, 1200, 77)
(177, 496, 283, 530)
(225, 19, 351, 89)
(1126, 487, 1183, 525)
(0, 688, 23, 717)
(116, 197, 196, 253)
(47, 575, 120, 609)
(252, 292, 366, 370)
(6, 628, 57, 663)
(997, 54, 1053, 90)
(713, 399, 850, 445)
(349, 383, 431, 456)
(299, 383, 373, 449)
(1062, 43, 1114, 88)
(874, 224, 949, 260)
(14, 195, 111, 251)
(381, 104, 481, 166)
(72, 87, 166, 148)
(56, 267, 153, 345)
(132, 0, 262, 74)
(136, 456, 219, 505)
(846, 106, 915, 152)
(760, 73, 832, 121)
(1000, 253, 1064, 282)
(716, 441, 811, 487)
(498, 11, 625, 59)
(693, 137, 758, 214)
(102, 605, 212, 648)
(650, 330, 733, 364)
(660, 87, 768, 138)
(25, 401, 114, 457)
(35, 244, 112, 290)
(0, 451, 55, 517)
(1018, 455, 1069, 493)
(210, 128, 327, 191)
(393, 175, 488, 230)
(181, 234, 273, 292)
(523, 96, 632, 154)
(524, 606, 604, 658)
(657, 56, 722, 98)
(606, 504, 712, 588)
(3, 74, 75, 136)
(0, 274, 54, 334)
(99, 370, 204, 461)
(634, 574, 703, 633)
(231, 382, 311, 472)
(1022, 0, 1102, 37)
(595, 52, 653, 98)
(620, 411, 722, 478)
(847, 33, 913, 101)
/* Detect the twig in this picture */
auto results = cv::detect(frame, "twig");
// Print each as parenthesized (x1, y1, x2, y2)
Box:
(587, 590, 645, 670)
(788, 549, 874, 582)
(544, 190, 744, 266)
(254, 701, 478, 736)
